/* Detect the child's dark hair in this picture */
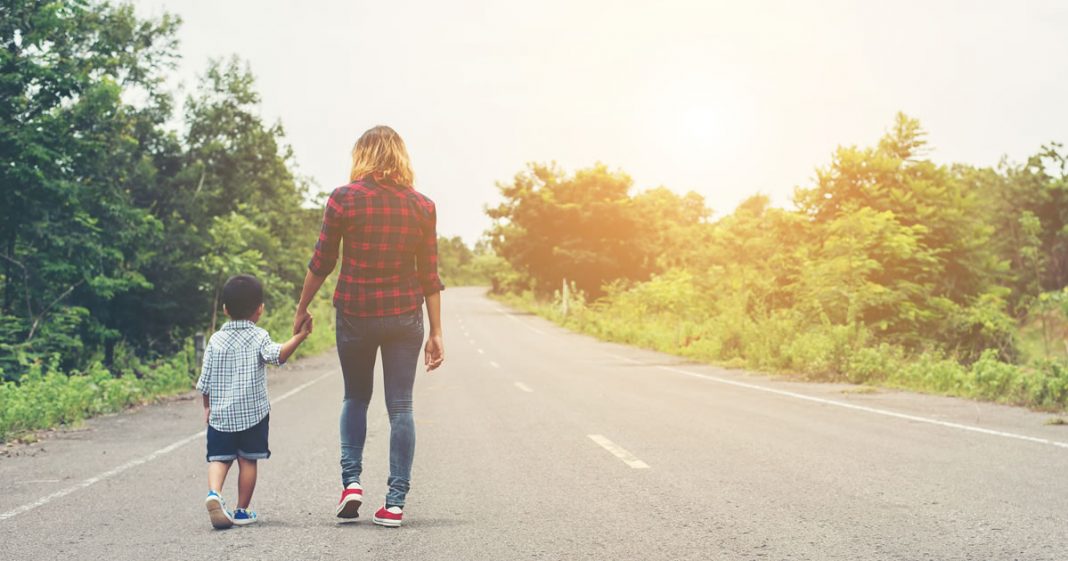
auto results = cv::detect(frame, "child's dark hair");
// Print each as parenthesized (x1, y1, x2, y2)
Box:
(222, 274, 264, 320)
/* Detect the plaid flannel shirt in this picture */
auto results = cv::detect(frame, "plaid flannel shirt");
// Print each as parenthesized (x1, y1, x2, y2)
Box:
(308, 177, 445, 317)
(195, 320, 282, 432)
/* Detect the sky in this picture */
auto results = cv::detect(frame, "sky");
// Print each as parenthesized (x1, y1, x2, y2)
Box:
(129, 0, 1068, 243)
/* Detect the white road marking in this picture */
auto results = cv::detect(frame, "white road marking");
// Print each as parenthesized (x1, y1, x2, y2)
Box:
(588, 434, 650, 469)
(514, 382, 533, 392)
(655, 365, 1068, 451)
(477, 348, 485, 355)
(499, 309, 547, 335)
(489, 361, 501, 368)
(0, 370, 334, 522)
(605, 352, 643, 364)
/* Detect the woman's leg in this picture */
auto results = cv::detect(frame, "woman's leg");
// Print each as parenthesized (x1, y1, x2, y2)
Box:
(379, 310, 424, 507)
(336, 312, 378, 487)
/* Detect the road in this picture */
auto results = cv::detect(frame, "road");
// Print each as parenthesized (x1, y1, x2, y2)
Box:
(2, 287, 1067, 560)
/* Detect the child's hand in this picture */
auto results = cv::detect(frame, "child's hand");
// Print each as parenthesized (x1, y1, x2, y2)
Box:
(300, 315, 314, 336)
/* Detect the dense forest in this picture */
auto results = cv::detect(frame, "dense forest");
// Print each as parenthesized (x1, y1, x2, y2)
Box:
(487, 117, 1068, 409)
(0, 1, 347, 439)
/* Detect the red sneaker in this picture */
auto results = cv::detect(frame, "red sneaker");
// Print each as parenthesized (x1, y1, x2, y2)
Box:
(335, 483, 363, 519)
(372, 505, 403, 527)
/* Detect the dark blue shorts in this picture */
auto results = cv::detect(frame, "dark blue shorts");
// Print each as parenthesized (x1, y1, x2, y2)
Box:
(206, 414, 271, 462)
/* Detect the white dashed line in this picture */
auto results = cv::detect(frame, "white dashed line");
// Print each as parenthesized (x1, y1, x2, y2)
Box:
(500, 309, 547, 335)
(514, 382, 533, 392)
(489, 361, 500, 368)
(655, 365, 1068, 451)
(0, 370, 334, 522)
(588, 434, 650, 469)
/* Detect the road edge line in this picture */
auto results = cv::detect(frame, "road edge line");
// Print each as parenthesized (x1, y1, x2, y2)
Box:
(657, 365, 1068, 450)
(0, 370, 333, 522)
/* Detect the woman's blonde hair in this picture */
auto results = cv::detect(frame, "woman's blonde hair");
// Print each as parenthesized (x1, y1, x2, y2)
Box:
(349, 125, 414, 186)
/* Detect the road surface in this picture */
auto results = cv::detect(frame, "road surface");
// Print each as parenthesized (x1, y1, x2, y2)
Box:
(2, 287, 1067, 560)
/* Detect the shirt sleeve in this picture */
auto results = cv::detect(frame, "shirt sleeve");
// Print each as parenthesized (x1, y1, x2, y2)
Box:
(258, 330, 284, 366)
(308, 188, 345, 277)
(416, 200, 446, 296)
(195, 343, 213, 395)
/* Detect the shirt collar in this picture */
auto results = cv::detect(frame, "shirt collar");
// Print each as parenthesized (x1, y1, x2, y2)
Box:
(222, 319, 256, 331)
(363, 173, 411, 190)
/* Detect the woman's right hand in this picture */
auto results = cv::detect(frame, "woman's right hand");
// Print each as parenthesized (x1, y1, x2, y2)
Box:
(293, 307, 312, 335)
(424, 333, 444, 372)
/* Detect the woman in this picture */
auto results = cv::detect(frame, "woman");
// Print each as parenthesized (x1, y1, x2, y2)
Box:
(293, 126, 445, 527)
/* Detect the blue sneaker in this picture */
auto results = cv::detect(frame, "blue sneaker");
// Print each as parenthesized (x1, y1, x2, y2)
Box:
(205, 491, 234, 529)
(233, 508, 258, 526)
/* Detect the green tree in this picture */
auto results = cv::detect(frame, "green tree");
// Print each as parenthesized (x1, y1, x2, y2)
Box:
(0, 0, 180, 374)
(487, 163, 656, 296)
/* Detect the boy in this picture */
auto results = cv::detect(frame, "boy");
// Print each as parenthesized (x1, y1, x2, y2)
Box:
(196, 274, 313, 529)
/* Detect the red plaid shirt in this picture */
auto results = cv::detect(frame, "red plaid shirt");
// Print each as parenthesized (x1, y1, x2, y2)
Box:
(308, 177, 445, 317)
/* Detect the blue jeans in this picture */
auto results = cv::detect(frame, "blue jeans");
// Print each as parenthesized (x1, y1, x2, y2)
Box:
(336, 308, 423, 507)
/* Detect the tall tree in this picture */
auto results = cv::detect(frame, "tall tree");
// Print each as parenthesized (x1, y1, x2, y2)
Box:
(487, 163, 655, 296)
(0, 0, 180, 374)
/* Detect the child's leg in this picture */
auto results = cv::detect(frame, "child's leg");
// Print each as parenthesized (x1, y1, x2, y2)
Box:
(236, 458, 257, 509)
(208, 460, 233, 493)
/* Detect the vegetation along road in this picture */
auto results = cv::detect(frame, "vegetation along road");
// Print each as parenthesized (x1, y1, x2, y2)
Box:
(2, 288, 1066, 560)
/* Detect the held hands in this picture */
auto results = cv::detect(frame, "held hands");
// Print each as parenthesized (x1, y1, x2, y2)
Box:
(299, 315, 314, 336)
(293, 308, 312, 336)
(424, 333, 444, 372)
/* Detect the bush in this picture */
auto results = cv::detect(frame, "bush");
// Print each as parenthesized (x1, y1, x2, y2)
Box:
(493, 283, 1068, 412)
(0, 349, 197, 443)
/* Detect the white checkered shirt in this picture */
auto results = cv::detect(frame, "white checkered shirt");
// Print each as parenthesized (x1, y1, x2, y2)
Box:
(196, 320, 283, 432)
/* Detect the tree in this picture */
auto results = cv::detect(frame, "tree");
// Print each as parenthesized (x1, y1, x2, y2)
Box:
(487, 163, 656, 296)
(0, 0, 180, 374)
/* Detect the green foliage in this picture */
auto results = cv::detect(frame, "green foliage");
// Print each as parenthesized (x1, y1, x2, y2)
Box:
(0, 2, 335, 438)
(436, 236, 508, 287)
(0, 349, 194, 442)
(491, 113, 1068, 410)
(487, 163, 706, 296)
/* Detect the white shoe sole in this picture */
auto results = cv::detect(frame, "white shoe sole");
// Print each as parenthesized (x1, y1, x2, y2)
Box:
(233, 515, 258, 526)
(372, 515, 402, 528)
(205, 496, 233, 529)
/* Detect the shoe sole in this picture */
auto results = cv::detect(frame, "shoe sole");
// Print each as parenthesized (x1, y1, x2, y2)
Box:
(372, 515, 402, 528)
(233, 516, 258, 526)
(205, 497, 233, 529)
(336, 495, 362, 519)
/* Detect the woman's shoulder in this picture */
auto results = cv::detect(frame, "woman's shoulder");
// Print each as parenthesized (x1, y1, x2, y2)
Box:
(331, 181, 377, 198)
(406, 188, 436, 211)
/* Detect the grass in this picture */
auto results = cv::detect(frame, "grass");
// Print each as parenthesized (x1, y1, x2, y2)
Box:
(0, 289, 339, 444)
(841, 386, 881, 395)
(0, 350, 195, 443)
(494, 291, 1068, 412)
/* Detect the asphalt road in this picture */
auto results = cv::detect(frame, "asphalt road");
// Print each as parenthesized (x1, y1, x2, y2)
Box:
(2, 287, 1067, 560)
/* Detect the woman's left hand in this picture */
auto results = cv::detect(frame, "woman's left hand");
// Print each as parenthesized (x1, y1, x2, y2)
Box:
(293, 307, 312, 335)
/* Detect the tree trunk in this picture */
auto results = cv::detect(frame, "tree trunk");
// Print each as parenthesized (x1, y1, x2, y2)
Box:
(2, 233, 13, 314)
(210, 283, 219, 333)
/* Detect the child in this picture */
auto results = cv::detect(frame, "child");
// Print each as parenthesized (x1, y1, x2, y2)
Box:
(196, 274, 313, 529)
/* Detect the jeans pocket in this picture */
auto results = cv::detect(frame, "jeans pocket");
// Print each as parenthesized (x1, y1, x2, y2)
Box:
(408, 309, 424, 336)
(336, 311, 361, 345)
